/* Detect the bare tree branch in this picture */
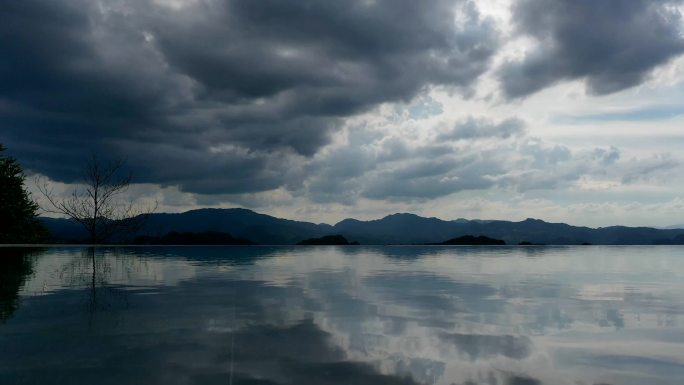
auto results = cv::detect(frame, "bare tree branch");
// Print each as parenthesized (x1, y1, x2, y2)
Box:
(35, 154, 156, 244)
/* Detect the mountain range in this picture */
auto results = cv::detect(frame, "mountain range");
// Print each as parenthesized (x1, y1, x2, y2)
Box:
(40, 208, 684, 245)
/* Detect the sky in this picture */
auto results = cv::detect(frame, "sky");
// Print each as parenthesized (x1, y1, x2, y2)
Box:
(4, 0, 684, 227)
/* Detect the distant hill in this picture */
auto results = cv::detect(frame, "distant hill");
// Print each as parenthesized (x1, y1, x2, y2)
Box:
(40, 208, 684, 245)
(334, 213, 456, 245)
(140, 208, 332, 245)
(333, 216, 684, 245)
(40, 217, 88, 243)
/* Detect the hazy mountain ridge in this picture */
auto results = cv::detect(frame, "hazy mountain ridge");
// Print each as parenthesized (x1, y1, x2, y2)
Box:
(41, 208, 684, 245)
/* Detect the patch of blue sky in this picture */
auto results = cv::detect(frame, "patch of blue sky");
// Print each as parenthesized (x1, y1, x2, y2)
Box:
(553, 105, 684, 124)
(392, 95, 444, 121)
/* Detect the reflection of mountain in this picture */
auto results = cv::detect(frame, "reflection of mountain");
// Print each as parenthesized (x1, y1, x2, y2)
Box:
(0, 248, 37, 322)
(133, 231, 255, 245)
(297, 235, 358, 245)
(130, 245, 285, 265)
(42, 208, 684, 245)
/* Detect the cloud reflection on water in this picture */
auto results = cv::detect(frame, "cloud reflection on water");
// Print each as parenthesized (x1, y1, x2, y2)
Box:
(2, 246, 684, 385)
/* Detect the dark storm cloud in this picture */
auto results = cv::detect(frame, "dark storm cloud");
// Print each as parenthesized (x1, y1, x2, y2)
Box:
(499, 0, 684, 98)
(1, 0, 499, 194)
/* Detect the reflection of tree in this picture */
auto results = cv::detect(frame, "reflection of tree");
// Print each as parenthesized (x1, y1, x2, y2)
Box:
(85, 247, 103, 313)
(0, 248, 38, 322)
(59, 247, 130, 317)
(0, 247, 117, 323)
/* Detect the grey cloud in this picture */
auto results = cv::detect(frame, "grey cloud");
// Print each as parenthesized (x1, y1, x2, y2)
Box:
(392, 158, 461, 180)
(303, 131, 508, 202)
(593, 146, 621, 165)
(303, 133, 468, 203)
(438, 117, 526, 141)
(302, 145, 378, 204)
(8, 0, 676, 207)
(302, 120, 565, 202)
(376, 140, 453, 164)
(499, 0, 684, 98)
(304, 117, 525, 203)
(377, 139, 412, 163)
(493, 142, 628, 192)
(502, 169, 577, 192)
(2, 0, 500, 195)
(233, 125, 641, 204)
(620, 154, 682, 184)
(361, 156, 499, 200)
(109, 140, 297, 194)
(519, 140, 572, 168)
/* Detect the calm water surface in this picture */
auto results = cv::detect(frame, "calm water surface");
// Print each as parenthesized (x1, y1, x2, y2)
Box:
(2, 246, 684, 385)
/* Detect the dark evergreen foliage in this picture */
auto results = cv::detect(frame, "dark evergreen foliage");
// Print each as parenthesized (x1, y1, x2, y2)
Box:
(0, 145, 47, 243)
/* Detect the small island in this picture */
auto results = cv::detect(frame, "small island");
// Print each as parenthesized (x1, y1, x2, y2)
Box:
(297, 234, 359, 245)
(431, 235, 506, 245)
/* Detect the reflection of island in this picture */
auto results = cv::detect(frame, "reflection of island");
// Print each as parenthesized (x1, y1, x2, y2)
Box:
(430, 235, 506, 245)
(0, 248, 38, 322)
(297, 234, 359, 245)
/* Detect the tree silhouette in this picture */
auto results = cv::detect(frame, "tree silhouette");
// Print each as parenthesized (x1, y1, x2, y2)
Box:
(37, 154, 156, 243)
(0, 248, 38, 322)
(0, 144, 47, 243)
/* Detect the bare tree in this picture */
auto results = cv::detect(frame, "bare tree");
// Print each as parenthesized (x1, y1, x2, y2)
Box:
(37, 154, 156, 243)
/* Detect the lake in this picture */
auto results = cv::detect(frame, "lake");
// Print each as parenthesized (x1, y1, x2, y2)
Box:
(1, 246, 684, 385)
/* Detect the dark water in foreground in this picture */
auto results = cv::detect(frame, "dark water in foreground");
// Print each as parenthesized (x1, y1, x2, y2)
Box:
(1, 246, 684, 385)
